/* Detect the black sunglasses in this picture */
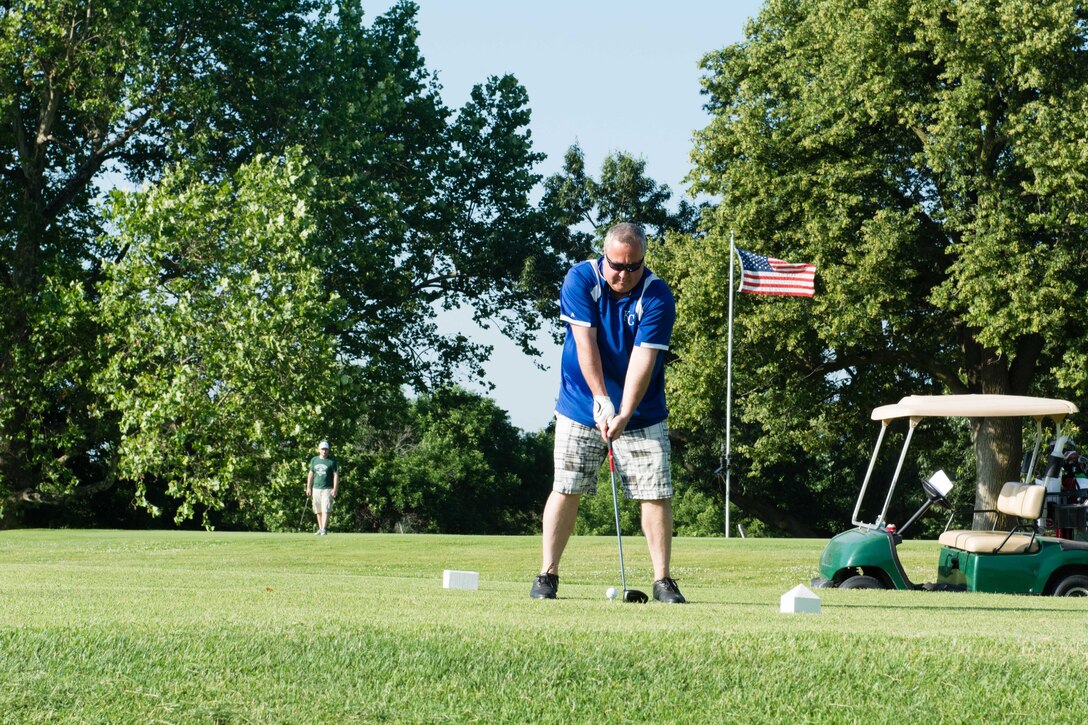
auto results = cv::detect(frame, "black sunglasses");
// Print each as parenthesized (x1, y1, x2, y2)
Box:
(604, 255, 644, 273)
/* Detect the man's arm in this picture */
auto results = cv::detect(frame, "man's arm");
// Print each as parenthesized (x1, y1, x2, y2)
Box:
(306, 470, 313, 495)
(572, 325, 659, 441)
(571, 324, 618, 441)
(606, 346, 659, 440)
(571, 324, 608, 398)
(332, 469, 339, 497)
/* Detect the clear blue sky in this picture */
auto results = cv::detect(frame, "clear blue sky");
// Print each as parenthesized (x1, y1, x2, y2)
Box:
(369, 1, 766, 430)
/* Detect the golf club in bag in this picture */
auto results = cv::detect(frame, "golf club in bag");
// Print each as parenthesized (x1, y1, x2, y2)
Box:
(608, 442, 648, 603)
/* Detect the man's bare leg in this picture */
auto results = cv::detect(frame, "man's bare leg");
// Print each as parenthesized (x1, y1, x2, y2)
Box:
(541, 491, 581, 575)
(640, 499, 672, 580)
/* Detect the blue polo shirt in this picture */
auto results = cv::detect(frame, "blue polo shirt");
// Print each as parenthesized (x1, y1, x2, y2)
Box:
(555, 258, 675, 430)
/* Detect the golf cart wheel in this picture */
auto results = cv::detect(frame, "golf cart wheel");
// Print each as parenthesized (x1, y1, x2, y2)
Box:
(1053, 574, 1088, 597)
(838, 575, 885, 590)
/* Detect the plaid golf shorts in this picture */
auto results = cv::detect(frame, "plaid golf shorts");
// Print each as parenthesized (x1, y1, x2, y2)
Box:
(552, 414, 672, 500)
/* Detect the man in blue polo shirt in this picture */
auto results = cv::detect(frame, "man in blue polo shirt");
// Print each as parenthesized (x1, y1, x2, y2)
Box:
(530, 222, 685, 603)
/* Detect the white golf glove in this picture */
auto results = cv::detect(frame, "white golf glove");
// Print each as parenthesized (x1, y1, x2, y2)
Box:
(592, 395, 615, 425)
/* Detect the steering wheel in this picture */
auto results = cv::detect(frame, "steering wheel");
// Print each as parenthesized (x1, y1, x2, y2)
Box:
(920, 476, 951, 508)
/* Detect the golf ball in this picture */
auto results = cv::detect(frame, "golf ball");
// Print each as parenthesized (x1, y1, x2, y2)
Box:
(606, 587, 618, 600)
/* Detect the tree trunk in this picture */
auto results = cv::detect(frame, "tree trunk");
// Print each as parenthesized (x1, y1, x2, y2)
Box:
(966, 341, 1026, 530)
(971, 415, 1022, 530)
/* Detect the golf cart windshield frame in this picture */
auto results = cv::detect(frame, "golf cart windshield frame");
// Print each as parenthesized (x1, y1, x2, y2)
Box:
(852, 395, 1078, 529)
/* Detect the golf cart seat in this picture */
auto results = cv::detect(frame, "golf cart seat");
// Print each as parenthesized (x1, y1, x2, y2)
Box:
(938, 481, 1046, 554)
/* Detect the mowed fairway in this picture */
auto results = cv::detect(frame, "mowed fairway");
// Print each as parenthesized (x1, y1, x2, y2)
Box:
(2, 531, 1087, 723)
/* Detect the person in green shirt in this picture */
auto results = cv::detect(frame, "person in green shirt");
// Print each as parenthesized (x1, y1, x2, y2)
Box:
(306, 441, 339, 535)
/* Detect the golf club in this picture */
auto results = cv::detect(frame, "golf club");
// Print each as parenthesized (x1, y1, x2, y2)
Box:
(299, 493, 310, 530)
(608, 442, 648, 603)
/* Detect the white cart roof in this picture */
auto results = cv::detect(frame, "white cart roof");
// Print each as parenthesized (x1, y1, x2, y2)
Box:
(871, 394, 1078, 422)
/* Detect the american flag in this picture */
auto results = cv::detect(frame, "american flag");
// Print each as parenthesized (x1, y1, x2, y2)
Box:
(736, 248, 816, 297)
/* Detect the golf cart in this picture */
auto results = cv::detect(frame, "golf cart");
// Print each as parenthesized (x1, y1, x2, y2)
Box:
(811, 394, 1088, 596)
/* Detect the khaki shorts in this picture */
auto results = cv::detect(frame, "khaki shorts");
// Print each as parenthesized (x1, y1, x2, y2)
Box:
(552, 414, 672, 500)
(311, 488, 333, 514)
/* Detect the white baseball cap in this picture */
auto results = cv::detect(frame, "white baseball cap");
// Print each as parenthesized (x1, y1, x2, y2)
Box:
(318, 441, 330, 450)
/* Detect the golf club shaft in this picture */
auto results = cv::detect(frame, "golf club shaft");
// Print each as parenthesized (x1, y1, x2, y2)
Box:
(608, 443, 628, 593)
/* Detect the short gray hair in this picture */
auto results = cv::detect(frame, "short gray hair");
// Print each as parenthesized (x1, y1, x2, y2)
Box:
(603, 222, 647, 256)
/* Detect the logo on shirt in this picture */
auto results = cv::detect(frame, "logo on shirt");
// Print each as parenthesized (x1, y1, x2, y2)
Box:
(625, 310, 637, 327)
(314, 464, 328, 475)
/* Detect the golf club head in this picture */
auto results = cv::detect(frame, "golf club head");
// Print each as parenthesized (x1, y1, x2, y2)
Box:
(622, 589, 649, 603)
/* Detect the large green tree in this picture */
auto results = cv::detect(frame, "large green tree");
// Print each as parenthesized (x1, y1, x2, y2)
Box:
(96, 152, 338, 525)
(660, 0, 1088, 531)
(0, 1, 568, 525)
(0, 0, 320, 519)
(298, 4, 567, 391)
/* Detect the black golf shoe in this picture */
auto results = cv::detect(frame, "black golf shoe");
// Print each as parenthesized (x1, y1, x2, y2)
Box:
(652, 577, 686, 604)
(530, 573, 559, 599)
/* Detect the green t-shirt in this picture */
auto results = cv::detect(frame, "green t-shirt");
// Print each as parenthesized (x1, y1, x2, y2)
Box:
(309, 455, 338, 489)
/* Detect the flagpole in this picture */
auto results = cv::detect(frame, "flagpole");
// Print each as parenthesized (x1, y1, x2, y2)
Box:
(721, 240, 814, 538)
(725, 229, 736, 539)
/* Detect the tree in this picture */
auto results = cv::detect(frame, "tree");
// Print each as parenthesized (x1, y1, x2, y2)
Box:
(345, 387, 552, 534)
(539, 144, 702, 260)
(659, 0, 1088, 531)
(210, 3, 571, 525)
(295, 4, 568, 393)
(1, 1, 569, 524)
(0, 0, 324, 521)
(96, 152, 338, 525)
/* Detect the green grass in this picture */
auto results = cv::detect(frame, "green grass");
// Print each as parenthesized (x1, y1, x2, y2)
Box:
(2, 530, 1087, 723)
